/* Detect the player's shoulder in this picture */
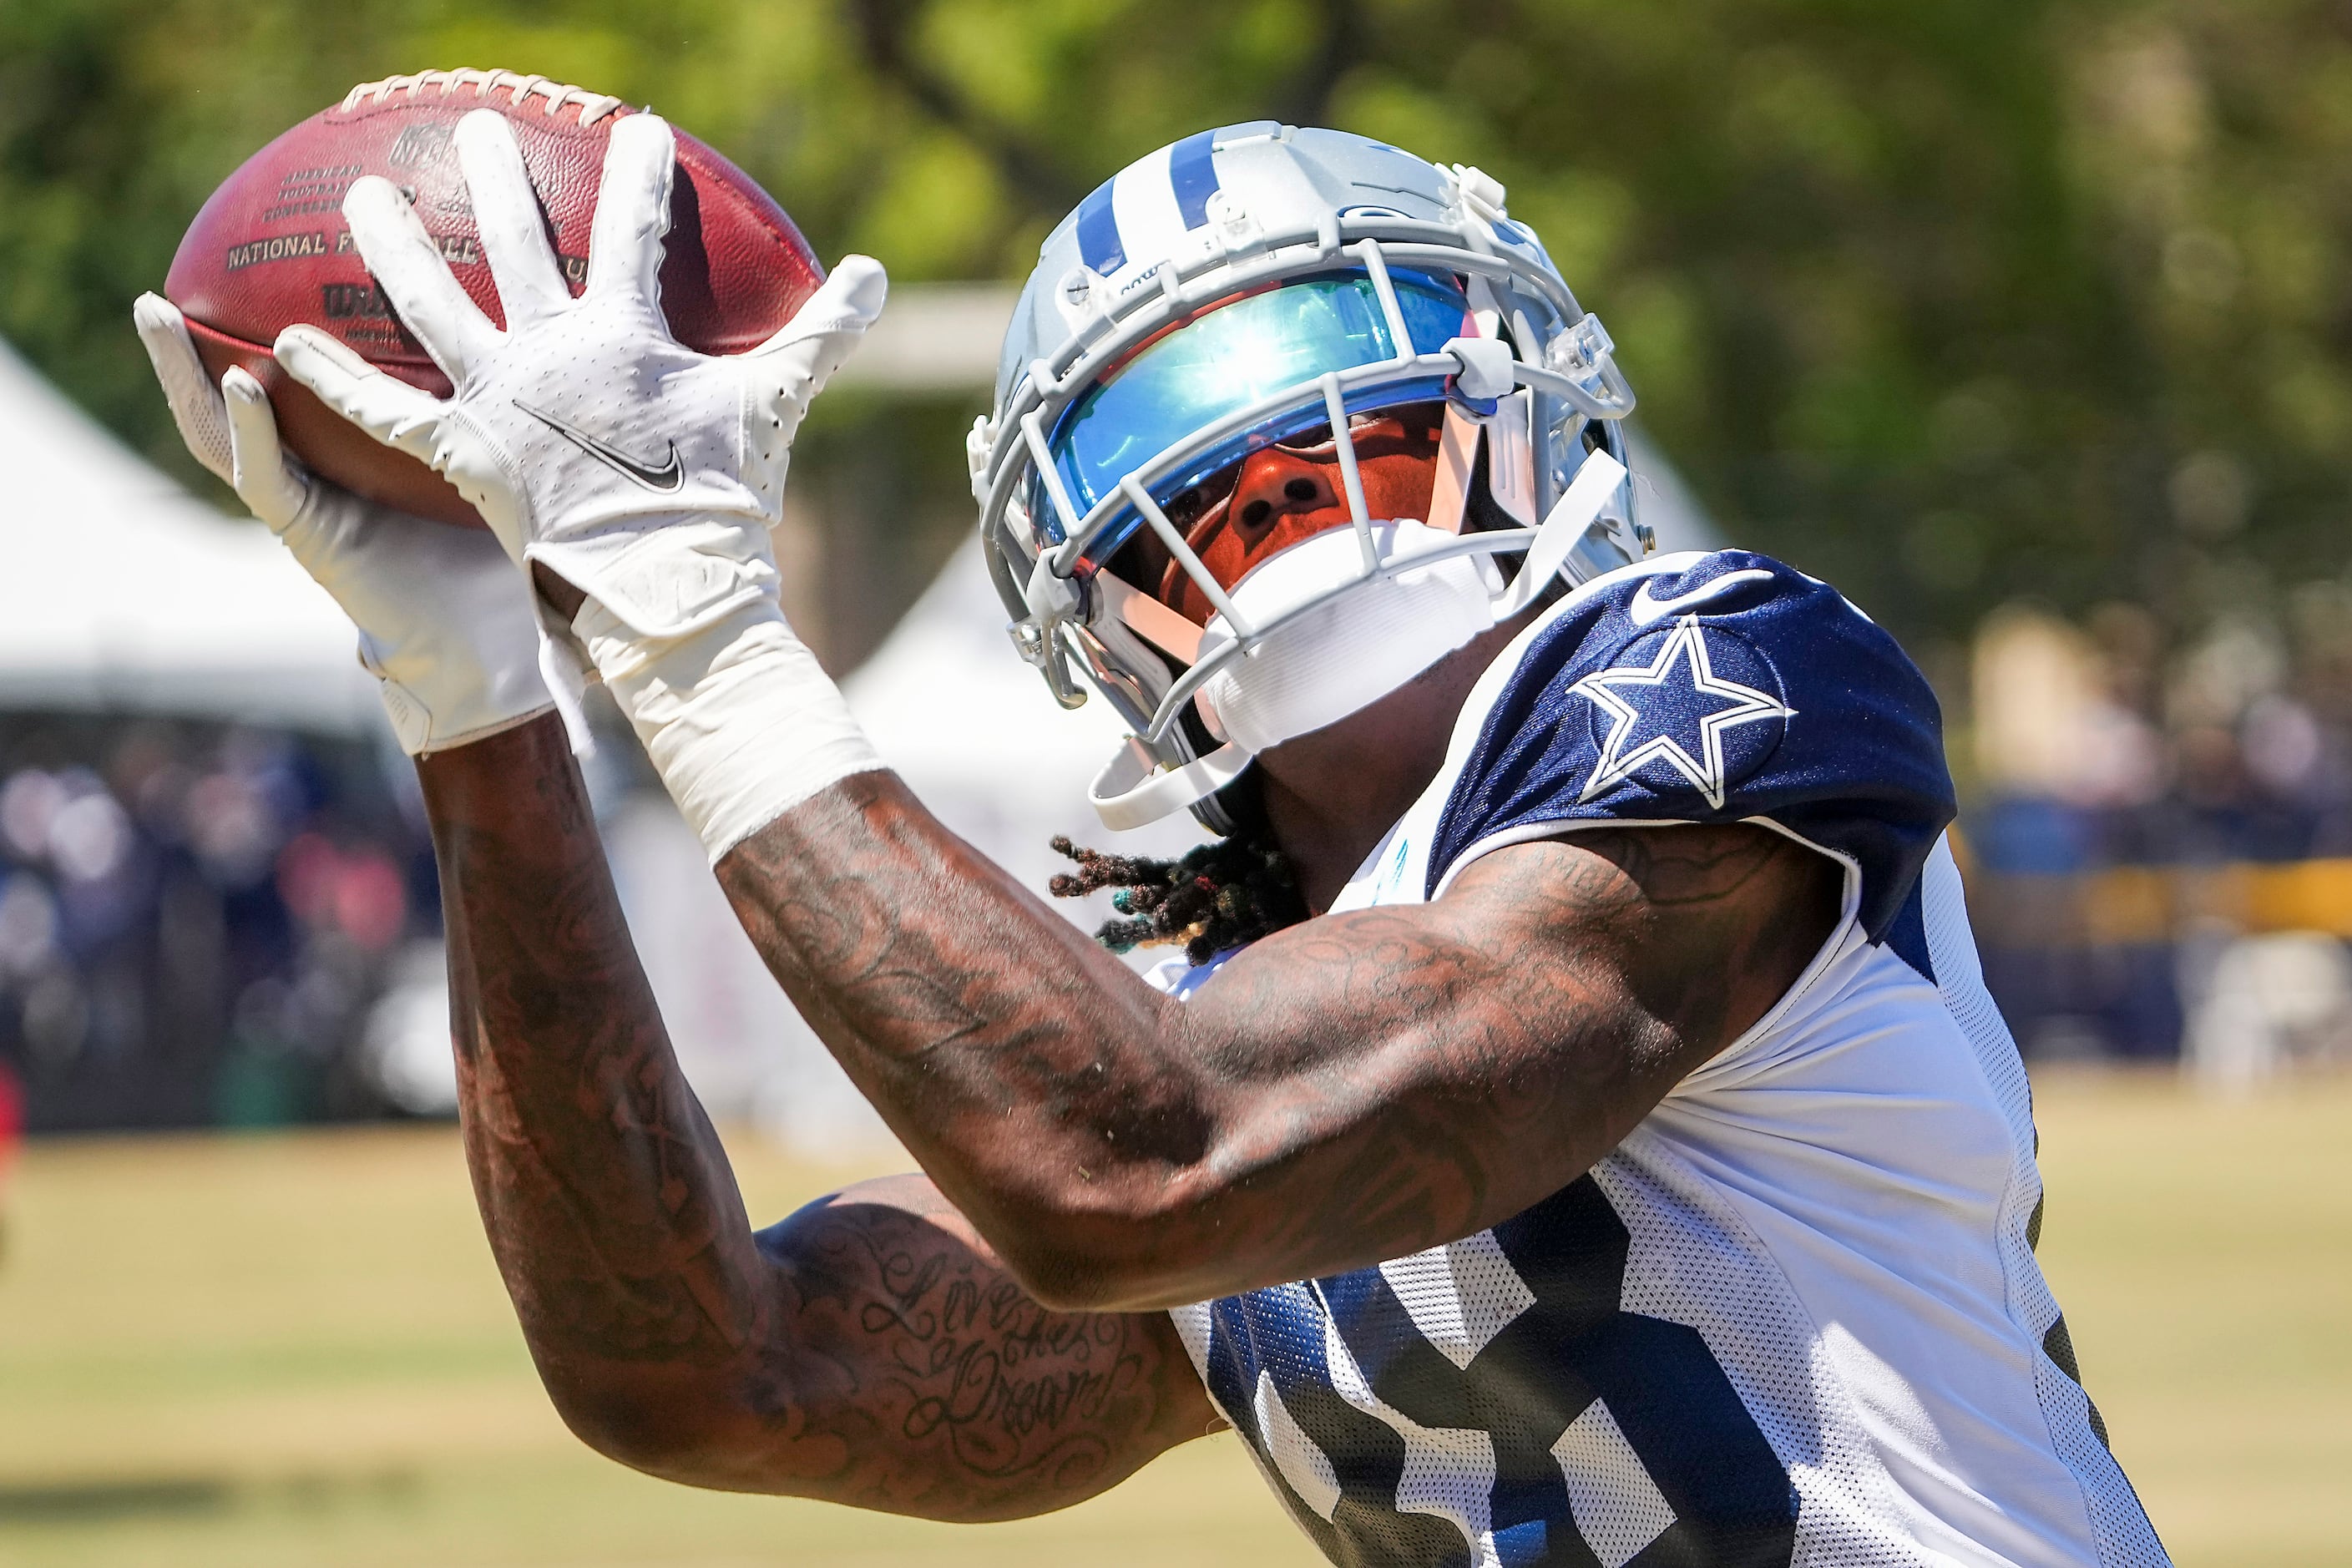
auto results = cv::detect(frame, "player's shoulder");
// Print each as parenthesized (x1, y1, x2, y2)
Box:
(1424, 550, 1956, 950)
(1518, 549, 1901, 684)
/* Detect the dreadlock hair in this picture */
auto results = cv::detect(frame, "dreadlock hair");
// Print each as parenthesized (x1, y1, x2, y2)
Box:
(1049, 773, 1308, 965)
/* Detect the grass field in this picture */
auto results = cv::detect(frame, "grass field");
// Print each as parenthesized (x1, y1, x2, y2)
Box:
(1, 1071, 2345, 1567)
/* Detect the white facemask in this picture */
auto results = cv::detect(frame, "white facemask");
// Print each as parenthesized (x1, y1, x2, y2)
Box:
(1085, 448, 1628, 831)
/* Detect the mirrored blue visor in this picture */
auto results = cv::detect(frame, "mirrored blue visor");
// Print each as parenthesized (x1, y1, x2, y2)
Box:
(1040, 269, 1471, 548)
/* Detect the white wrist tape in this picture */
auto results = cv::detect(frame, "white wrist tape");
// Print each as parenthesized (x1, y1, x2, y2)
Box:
(576, 595, 883, 862)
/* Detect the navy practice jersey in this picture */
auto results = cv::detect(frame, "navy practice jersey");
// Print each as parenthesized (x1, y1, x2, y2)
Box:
(1150, 552, 2169, 1568)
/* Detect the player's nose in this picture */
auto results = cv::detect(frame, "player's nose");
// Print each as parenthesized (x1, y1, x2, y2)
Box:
(1228, 444, 1340, 543)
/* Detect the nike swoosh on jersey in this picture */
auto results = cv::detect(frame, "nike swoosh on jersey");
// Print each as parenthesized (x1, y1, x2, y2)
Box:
(516, 401, 685, 493)
(1628, 568, 1775, 626)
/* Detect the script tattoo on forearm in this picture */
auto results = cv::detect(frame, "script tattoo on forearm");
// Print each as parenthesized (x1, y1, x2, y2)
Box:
(718, 773, 1840, 1308)
(770, 1179, 1202, 1508)
(417, 716, 1211, 1518)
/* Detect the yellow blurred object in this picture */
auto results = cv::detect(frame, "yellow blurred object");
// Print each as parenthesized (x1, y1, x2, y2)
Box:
(2078, 865, 2175, 946)
(2240, 858, 2352, 936)
(1971, 857, 2352, 946)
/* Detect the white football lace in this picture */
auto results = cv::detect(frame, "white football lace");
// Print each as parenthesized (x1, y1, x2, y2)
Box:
(339, 68, 625, 126)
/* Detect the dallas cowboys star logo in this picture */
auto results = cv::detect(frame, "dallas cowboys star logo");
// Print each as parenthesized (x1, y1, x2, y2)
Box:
(1571, 615, 1796, 809)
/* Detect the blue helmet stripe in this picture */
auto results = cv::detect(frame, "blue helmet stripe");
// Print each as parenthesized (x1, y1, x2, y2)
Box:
(1075, 177, 1126, 276)
(1169, 130, 1221, 229)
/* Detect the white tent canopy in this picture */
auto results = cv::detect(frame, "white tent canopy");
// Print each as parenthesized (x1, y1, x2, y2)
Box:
(581, 539, 1211, 1149)
(0, 335, 375, 731)
(844, 535, 1214, 876)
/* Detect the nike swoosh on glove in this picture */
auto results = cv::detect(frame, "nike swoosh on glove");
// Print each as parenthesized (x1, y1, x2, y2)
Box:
(276, 107, 888, 861)
(273, 107, 886, 650)
(132, 291, 552, 756)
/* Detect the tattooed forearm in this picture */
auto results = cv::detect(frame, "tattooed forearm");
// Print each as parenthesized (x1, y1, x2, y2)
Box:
(717, 775, 1842, 1311)
(417, 716, 1212, 1515)
(429, 717, 765, 1375)
(741, 1178, 1216, 1517)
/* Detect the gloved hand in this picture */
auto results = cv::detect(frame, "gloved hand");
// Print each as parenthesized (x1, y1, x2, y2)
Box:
(276, 108, 888, 860)
(132, 292, 552, 756)
(272, 108, 885, 653)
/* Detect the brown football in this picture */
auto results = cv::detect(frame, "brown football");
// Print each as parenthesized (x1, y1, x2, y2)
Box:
(165, 68, 823, 527)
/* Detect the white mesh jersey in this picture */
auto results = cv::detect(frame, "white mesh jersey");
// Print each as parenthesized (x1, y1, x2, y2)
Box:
(1154, 552, 2169, 1568)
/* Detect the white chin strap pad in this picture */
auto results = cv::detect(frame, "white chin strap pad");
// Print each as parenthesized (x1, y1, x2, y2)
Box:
(1199, 522, 1500, 756)
(1086, 449, 1626, 831)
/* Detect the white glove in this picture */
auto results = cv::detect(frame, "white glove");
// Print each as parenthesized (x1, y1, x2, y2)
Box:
(276, 109, 888, 859)
(132, 292, 552, 756)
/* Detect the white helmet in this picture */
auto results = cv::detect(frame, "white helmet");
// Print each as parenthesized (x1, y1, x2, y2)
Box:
(969, 123, 1646, 832)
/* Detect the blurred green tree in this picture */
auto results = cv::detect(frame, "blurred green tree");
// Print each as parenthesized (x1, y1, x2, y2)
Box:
(3, 0, 2348, 656)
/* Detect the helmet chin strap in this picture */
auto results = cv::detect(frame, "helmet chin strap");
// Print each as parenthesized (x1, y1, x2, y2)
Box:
(1491, 445, 1630, 619)
(1090, 733, 1257, 832)
(1087, 448, 1626, 831)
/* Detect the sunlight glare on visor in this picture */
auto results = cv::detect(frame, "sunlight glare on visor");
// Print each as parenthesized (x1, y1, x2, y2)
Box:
(1044, 269, 1469, 544)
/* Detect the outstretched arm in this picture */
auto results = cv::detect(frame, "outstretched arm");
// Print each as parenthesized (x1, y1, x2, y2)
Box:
(422, 715, 1216, 1514)
(714, 771, 1840, 1313)
(141, 178, 1216, 1515)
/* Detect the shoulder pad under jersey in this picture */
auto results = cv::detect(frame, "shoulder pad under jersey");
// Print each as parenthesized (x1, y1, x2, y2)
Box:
(1426, 551, 1956, 964)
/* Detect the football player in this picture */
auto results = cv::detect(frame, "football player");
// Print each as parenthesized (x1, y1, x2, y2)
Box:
(136, 109, 2170, 1565)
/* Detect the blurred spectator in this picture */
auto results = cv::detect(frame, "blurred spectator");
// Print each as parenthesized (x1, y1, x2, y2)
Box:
(2185, 932, 2352, 1090)
(0, 716, 437, 1133)
(1965, 589, 2352, 1068)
